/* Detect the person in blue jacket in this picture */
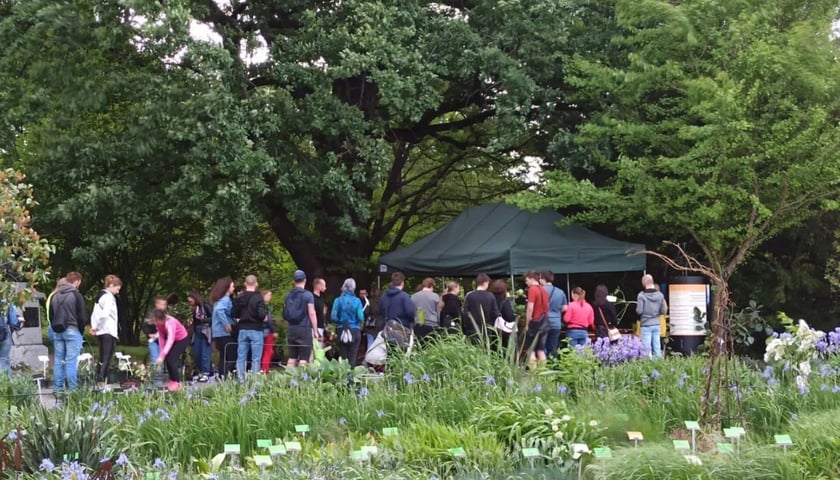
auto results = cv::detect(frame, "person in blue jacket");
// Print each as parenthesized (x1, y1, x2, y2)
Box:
(209, 277, 236, 377)
(378, 272, 416, 330)
(331, 278, 365, 367)
(0, 300, 21, 374)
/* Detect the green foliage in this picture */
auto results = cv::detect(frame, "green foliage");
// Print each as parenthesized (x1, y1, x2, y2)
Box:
(526, 0, 840, 280)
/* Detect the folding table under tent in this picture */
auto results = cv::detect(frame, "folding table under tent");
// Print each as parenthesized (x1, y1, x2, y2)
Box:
(377, 203, 646, 282)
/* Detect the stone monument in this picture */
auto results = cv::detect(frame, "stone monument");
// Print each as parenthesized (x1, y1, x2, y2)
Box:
(10, 282, 49, 371)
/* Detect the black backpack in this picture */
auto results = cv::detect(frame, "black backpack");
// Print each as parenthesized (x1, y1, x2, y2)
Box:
(283, 288, 307, 325)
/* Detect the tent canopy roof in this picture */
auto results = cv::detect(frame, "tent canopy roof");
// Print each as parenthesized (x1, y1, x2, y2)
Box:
(378, 203, 645, 276)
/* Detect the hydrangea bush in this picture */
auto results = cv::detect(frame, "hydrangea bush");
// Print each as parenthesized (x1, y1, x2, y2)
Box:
(764, 319, 838, 393)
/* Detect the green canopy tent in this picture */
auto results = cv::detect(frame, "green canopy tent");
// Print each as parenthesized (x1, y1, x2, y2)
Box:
(378, 203, 645, 282)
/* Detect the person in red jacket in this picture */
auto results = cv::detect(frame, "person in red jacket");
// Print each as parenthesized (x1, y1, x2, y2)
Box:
(564, 287, 594, 347)
(260, 290, 276, 373)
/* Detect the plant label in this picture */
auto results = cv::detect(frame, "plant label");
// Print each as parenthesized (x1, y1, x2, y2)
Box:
(267, 445, 286, 456)
(593, 447, 612, 458)
(723, 428, 742, 439)
(626, 431, 643, 441)
(684, 455, 702, 466)
(253, 455, 272, 467)
(295, 424, 310, 433)
(774, 435, 793, 446)
(522, 448, 540, 458)
(684, 421, 700, 431)
(448, 447, 466, 458)
(361, 446, 379, 455)
(256, 439, 272, 448)
(730, 426, 745, 436)
(351, 450, 369, 462)
(673, 440, 690, 451)
(716, 442, 734, 454)
(383, 427, 399, 437)
(285, 441, 302, 452)
(572, 443, 590, 456)
(224, 444, 241, 455)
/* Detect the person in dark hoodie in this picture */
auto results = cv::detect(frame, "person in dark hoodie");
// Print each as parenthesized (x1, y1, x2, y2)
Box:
(462, 274, 499, 340)
(231, 275, 267, 381)
(636, 274, 668, 359)
(48, 271, 87, 393)
(378, 272, 416, 329)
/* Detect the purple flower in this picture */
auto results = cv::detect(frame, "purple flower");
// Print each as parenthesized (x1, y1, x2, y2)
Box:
(798, 384, 809, 395)
(485, 376, 496, 386)
(762, 366, 773, 379)
(358, 386, 369, 398)
(113, 414, 123, 424)
(832, 385, 840, 393)
(156, 408, 170, 421)
(301, 372, 310, 382)
(239, 396, 248, 406)
(376, 409, 385, 418)
(421, 374, 431, 383)
(116, 453, 130, 466)
(7, 430, 16, 441)
(168, 470, 178, 480)
(820, 384, 829, 391)
(651, 370, 661, 379)
(39, 458, 55, 473)
(153, 458, 166, 469)
(404, 372, 414, 385)
(557, 384, 568, 395)
(533, 383, 542, 393)
(290, 379, 299, 388)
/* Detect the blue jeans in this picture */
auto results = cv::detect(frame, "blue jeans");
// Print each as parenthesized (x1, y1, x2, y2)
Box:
(366, 333, 377, 349)
(53, 328, 83, 392)
(0, 329, 12, 374)
(236, 330, 263, 381)
(641, 325, 662, 358)
(566, 329, 589, 348)
(192, 328, 212, 375)
(149, 340, 160, 363)
(545, 328, 563, 357)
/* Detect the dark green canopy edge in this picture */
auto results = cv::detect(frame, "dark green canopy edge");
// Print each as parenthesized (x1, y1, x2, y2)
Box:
(378, 203, 645, 276)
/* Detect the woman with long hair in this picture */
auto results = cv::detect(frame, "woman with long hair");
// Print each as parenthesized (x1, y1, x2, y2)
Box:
(593, 285, 619, 340)
(187, 291, 212, 381)
(490, 279, 516, 350)
(563, 287, 594, 347)
(209, 277, 236, 377)
(152, 309, 189, 392)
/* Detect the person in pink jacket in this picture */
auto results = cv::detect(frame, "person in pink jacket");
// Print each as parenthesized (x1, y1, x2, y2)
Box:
(563, 287, 594, 347)
(152, 309, 189, 391)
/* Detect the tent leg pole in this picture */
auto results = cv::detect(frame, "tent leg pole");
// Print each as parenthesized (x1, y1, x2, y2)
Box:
(510, 273, 515, 291)
(566, 274, 571, 294)
(377, 275, 381, 292)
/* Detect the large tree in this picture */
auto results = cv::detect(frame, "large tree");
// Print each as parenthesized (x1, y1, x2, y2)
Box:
(524, 0, 840, 426)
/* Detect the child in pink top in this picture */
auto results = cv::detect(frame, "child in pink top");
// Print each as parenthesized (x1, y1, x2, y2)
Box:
(152, 309, 190, 391)
(563, 287, 594, 347)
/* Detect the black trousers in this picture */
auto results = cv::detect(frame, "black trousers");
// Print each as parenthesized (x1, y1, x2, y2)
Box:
(97, 334, 116, 383)
(337, 329, 362, 368)
(164, 338, 190, 382)
(215, 336, 236, 377)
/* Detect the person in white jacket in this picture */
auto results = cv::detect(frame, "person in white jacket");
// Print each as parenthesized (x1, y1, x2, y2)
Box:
(90, 275, 122, 391)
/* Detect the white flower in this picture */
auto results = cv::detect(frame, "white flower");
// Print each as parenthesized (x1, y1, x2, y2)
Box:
(544, 408, 554, 417)
(554, 431, 563, 439)
(589, 420, 599, 427)
(561, 415, 571, 422)
(798, 361, 812, 377)
(795, 375, 807, 390)
(552, 424, 559, 432)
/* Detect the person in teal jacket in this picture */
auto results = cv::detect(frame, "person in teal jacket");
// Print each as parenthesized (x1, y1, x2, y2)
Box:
(331, 278, 364, 367)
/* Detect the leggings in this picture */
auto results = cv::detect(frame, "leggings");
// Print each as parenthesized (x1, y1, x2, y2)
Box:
(337, 329, 362, 368)
(215, 336, 236, 377)
(164, 338, 190, 382)
(97, 334, 116, 383)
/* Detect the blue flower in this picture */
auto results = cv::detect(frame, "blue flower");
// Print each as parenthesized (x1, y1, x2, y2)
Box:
(116, 453, 130, 466)
(557, 384, 568, 395)
(833, 385, 840, 393)
(358, 386, 369, 398)
(39, 458, 55, 473)
(421, 374, 431, 383)
(377, 409, 385, 418)
(533, 383, 542, 393)
(404, 372, 414, 385)
(798, 384, 809, 396)
(112, 414, 123, 424)
(157, 408, 171, 421)
(651, 370, 661, 379)
(599, 383, 607, 392)
(820, 384, 829, 391)
(239, 396, 249, 406)
(7, 430, 16, 441)
(168, 470, 178, 480)
(290, 379, 299, 388)
(485, 376, 496, 386)
(301, 372, 310, 382)
(338, 417, 347, 426)
(153, 458, 166, 470)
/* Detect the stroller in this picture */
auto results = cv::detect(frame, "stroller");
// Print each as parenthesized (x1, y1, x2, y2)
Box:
(364, 320, 415, 368)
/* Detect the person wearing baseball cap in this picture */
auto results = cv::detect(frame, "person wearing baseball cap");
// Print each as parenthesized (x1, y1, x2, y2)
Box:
(282, 270, 320, 367)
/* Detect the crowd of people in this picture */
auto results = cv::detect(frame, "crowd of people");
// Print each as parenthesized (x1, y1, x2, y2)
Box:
(38, 267, 667, 394)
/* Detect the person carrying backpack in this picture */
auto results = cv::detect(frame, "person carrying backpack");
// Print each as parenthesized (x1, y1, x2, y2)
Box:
(283, 270, 320, 368)
(0, 298, 22, 374)
(49, 271, 87, 393)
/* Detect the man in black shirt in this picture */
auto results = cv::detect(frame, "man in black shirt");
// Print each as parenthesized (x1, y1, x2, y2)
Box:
(231, 275, 267, 382)
(462, 273, 499, 339)
(313, 278, 327, 344)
